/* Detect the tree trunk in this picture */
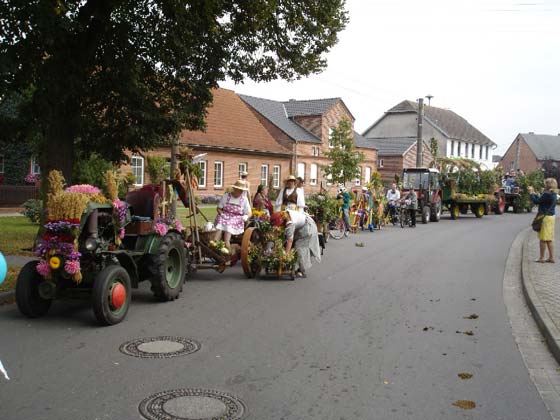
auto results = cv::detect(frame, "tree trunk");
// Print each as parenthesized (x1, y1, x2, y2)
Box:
(41, 116, 76, 189)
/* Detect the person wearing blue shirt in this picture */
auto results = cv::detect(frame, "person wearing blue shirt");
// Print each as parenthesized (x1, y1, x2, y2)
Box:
(529, 178, 558, 263)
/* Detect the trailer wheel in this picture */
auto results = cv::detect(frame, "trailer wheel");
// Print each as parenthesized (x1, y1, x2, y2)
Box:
(421, 206, 430, 224)
(472, 203, 485, 218)
(16, 261, 52, 318)
(450, 204, 460, 220)
(92, 265, 131, 325)
(150, 233, 186, 301)
(430, 197, 441, 222)
(512, 198, 521, 213)
(241, 227, 263, 278)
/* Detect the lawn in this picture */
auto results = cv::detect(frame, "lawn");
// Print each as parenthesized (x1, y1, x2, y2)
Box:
(0, 217, 38, 256)
(0, 266, 20, 293)
(177, 206, 218, 229)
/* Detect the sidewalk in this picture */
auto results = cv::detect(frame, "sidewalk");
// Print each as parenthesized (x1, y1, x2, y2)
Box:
(522, 213, 560, 363)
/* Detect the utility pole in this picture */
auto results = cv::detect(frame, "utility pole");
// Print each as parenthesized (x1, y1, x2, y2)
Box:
(416, 98, 424, 167)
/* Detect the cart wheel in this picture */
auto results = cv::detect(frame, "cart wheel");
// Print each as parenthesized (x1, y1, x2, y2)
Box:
(290, 269, 295, 281)
(472, 203, 484, 218)
(241, 227, 262, 278)
(450, 204, 460, 220)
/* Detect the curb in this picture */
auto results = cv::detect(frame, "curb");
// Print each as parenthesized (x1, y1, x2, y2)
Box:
(520, 227, 560, 364)
(0, 290, 15, 304)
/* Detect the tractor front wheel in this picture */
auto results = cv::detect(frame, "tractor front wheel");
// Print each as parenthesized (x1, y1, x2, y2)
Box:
(494, 192, 505, 214)
(421, 206, 430, 224)
(16, 261, 52, 318)
(92, 265, 131, 325)
(150, 233, 186, 301)
(430, 197, 442, 222)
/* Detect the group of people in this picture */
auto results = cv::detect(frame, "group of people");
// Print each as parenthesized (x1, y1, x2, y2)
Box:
(383, 183, 418, 227)
(213, 172, 320, 278)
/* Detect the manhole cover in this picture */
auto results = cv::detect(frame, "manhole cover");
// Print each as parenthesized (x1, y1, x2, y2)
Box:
(139, 388, 246, 420)
(119, 336, 201, 359)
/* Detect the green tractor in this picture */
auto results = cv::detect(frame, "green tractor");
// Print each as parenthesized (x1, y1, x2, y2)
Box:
(16, 179, 186, 326)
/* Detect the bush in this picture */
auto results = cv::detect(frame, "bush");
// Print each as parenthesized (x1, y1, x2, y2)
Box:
(73, 152, 114, 187)
(200, 195, 221, 204)
(147, 155, 170, 185)
(20, 199, 43, 223)
(306, 192, 338, 224)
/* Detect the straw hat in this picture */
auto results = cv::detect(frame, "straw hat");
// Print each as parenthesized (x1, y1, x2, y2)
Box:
(240, 171, 249, 177)
(231, 180, 249, 191)
(285, 175, 297, 182)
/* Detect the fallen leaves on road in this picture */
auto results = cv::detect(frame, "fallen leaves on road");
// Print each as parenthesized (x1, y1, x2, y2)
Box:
(456, 330, 474, 336)
(470, 298, 477, 301)
(458, 373, 473, 380)
(463, 314, 479, 319)
(383, 379, 390, 385)
(422, 326, 434, 331)
(354, 242, 365, 247)
(452, 400, 476, 410)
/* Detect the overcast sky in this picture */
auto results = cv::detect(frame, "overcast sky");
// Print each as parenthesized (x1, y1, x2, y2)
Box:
(221, 0, 560, 155)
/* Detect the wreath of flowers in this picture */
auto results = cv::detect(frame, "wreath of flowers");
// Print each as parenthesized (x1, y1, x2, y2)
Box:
(35, 218, 82, 283)
(112, 199, 128, 245)
(154, 212, 184, 236)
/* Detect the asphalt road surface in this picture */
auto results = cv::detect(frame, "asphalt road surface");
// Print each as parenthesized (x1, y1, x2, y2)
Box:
(0, 211, 551, 420)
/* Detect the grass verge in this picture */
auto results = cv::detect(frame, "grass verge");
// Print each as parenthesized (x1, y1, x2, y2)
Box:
(0, 266, 20, 293)
(0, 217, 37, 255)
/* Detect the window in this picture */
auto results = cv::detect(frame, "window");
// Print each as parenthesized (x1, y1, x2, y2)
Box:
(131, 155, 144, 186)
(198, 160, 207, 188)
(355, 167, 362, 185)
(326, 173, 333, 186)
(379, 159, 384, 168)
(273, 165, 281, 188)
(238, 162, 247, 178)
(31, 156, 41, 175)
(364, 166, 372, 184)
(214, 161, 223, 187)
(328, 128, 334, 148)
(310, 164, 318, 185)
(260, 164, 269, 186)
(485, 145, 489, 161)
(450, 140, 455, 157)
(297, 162, 306, 180)
(0, 154, 4, 174)
(312, 146, 320, 157)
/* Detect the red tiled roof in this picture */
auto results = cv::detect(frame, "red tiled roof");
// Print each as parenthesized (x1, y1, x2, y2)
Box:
(180, 88, 291, 155)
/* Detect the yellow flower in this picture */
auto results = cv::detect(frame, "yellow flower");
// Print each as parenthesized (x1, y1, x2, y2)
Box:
(49, 256, 61, 270)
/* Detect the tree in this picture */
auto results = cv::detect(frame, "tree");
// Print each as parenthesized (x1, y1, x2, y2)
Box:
(0, 1, 348, 183)
(321, 118, 364, 185)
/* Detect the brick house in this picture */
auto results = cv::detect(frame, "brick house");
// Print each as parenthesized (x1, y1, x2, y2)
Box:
(363, 100, 496, 168)
(364, 137, 434, 184)
(240, 95, 378, 193)
(498, 133, 560, 175)
(125, 88, 293, 198)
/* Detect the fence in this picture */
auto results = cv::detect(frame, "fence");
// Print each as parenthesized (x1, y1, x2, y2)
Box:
(0, 185, 39, 206)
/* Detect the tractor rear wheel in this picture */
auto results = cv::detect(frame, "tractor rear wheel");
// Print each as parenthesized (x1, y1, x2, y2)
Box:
(92, 265, 131, 325)
(16, 261, 52, 318)
(421, 206, 430, 224)
(150, 233, 186, 301)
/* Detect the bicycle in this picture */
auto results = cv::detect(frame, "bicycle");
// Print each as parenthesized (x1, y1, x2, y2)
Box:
(328, 207, 346, 240)
(399, 201, 414, 228)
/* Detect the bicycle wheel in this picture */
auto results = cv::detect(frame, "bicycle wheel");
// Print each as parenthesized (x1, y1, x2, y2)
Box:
(400, 209, 406, 228)
(329, 218, 345, 240)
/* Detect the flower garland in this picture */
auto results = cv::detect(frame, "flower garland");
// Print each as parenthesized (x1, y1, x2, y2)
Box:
(112, 199, 128, 245)
(154, 213, 184, 236)
(65, 184, 101, 195)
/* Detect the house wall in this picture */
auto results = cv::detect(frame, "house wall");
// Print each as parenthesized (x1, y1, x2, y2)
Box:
(378, 156, 404, 184)
(126, 147, 292, 199)
(498, 135, 540, 173)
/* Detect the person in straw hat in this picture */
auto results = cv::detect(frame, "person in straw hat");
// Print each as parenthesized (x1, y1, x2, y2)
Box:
(275, 174, 305, 212)
(214, 180, 251, 249)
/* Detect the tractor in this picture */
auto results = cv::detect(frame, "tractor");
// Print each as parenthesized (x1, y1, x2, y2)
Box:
(401, 167, 442, 224)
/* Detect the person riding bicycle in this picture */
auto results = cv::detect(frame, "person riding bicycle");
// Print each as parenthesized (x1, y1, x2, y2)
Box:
(385, 183, 401, 223)
(400, 188, 417, 227)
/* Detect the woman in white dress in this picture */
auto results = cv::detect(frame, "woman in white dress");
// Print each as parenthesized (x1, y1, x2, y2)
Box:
(275, 175, 305, 212)
(214, 180, 251, 249)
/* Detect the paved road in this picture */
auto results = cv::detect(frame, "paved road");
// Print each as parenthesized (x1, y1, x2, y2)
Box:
(0, 212, 552, 419)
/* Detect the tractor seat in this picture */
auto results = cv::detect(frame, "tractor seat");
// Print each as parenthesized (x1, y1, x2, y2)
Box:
(126, 186, 162, 220)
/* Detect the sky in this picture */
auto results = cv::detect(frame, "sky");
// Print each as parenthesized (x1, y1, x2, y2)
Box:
(221, 0, 560, 156)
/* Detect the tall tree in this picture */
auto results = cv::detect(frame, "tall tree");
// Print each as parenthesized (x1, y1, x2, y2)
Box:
(321, 118, 364, 185)
(0, 1, 348, 182)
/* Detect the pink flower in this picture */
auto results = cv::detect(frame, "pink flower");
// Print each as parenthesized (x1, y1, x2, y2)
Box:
(36, 260, 51, 277)
(175, 220, 184, 232)
(65, 184, 101, 194)
(119, 227, 125, 239)
(154, 223, 168, 236)
(64, 259, 80, 275)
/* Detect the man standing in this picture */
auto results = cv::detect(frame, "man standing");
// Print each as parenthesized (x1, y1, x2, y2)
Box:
(385, 182, 401, 222)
